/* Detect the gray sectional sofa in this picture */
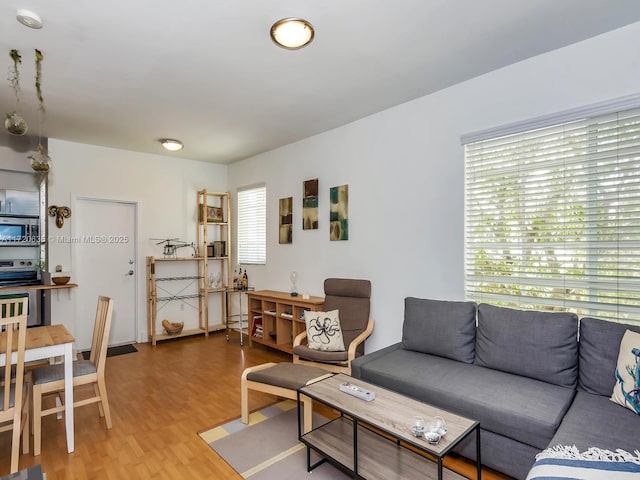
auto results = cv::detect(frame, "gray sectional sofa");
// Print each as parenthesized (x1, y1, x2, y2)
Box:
(350, 298, 640, 479)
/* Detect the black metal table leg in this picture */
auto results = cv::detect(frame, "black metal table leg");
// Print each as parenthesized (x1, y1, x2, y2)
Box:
(476, 426, 482, 479)
(353, 418, 358, 477)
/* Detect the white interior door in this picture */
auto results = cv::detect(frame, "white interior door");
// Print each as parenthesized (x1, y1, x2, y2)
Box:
(72, 197, 137, 350)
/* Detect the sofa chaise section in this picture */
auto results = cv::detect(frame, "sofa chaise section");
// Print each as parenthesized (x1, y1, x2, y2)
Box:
(351, 347, 575, 451)
(548, 316, 640, 454)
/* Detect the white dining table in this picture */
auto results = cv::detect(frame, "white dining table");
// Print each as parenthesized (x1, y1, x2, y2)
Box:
(0, 324, 75, 453)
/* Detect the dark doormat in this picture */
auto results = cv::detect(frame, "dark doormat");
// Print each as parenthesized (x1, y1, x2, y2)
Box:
(82, 343, 138, 360)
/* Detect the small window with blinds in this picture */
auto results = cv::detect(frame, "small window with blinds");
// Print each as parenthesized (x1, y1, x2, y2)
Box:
(237, 184, 266, 265)
(464, 107, 640, 324)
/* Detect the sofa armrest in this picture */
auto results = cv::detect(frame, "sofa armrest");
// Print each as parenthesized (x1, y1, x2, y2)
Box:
(351, 341, 403, 378)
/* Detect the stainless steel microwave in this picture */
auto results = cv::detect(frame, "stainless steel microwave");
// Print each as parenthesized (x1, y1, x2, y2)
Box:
(0, 217, 39, 245)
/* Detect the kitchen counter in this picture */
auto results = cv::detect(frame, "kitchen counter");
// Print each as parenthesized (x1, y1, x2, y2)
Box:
(0, 283, 77, 292)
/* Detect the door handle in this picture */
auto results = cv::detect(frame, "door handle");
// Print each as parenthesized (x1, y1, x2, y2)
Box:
(126, 270, 134, 276)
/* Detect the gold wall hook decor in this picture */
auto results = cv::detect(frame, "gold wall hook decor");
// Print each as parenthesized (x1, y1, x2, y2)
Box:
(48, 205, 71, 228)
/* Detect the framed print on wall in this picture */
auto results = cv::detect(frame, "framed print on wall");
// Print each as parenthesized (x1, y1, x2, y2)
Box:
(206, 206, 223, 223)
(279, 196, 293, 244)
(330, 184, 348, 241)
(303, 178, 319, 230)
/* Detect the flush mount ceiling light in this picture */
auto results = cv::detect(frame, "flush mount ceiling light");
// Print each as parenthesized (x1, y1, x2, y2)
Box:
(270, 18, 314, 50)
(159, 139, 184, 151)
(16, 9, 43, 29)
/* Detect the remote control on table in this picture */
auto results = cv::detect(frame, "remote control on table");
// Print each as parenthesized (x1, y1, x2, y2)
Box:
(339, 381, 375, 401)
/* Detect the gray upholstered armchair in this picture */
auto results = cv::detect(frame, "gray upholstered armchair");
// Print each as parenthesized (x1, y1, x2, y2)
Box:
(293, 278, 374, 375)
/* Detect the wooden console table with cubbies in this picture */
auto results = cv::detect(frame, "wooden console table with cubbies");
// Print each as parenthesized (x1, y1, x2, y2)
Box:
(247, 290, 324, 355)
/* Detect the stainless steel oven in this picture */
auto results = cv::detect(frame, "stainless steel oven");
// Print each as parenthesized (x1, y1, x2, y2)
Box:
(0, 258, 45, 327)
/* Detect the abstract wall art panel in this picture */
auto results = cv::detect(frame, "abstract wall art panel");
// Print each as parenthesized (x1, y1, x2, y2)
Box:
(303, 178, 319, 230)
(329, 184, 348, 241)
(279, 196, 293, 244)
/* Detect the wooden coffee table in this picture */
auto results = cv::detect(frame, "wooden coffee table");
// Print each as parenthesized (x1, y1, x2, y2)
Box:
(297, 373, 481, 480)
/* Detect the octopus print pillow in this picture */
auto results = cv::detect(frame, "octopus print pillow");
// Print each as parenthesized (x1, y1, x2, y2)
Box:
(611, 329, 640, 415)
(305, 310, 345, 352)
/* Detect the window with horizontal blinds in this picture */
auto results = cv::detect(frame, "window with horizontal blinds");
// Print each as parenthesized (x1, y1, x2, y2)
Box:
(237, 185, 266, 265)
(464, 107, 640, 324)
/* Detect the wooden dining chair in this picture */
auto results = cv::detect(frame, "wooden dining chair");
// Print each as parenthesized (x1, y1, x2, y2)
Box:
(0, 297, 29, 474)
(30, 295, 114, 456)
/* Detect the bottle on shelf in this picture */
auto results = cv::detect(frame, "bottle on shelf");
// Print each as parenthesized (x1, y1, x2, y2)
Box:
(237, 268, 243, 290)
(232, 267, 238, 288)
(242, 269, 248, 290)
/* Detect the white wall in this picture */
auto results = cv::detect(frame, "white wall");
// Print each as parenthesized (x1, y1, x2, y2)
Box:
(2, 22, 638, 351)
(0, 135, 42, 173)
(228, 22, 640, 352)
(1, 140, 227, 341)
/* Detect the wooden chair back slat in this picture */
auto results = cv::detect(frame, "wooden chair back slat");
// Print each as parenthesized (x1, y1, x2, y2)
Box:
(0, 297, 28, 473)
(90, 296, 114, 373)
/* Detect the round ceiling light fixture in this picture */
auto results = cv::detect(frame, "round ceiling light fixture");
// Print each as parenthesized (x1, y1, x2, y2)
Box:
(16, 9, 43, 29)
(270, 18, 314, 50)
(159, 139, 184, 151)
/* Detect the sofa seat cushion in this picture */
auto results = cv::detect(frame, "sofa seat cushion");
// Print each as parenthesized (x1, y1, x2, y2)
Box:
(549, 391, 640, 453)
(354, 347, 575, 450)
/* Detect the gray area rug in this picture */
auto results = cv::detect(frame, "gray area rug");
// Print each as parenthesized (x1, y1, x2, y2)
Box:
(198, 401, 350, 479)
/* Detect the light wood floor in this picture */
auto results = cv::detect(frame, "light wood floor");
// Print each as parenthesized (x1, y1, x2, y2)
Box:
(0, 331, 511, 479)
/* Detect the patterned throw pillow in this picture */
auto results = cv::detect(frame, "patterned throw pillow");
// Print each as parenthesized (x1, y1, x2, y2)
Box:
(305, 310, 345, 352)
(610, 329, 640, 414)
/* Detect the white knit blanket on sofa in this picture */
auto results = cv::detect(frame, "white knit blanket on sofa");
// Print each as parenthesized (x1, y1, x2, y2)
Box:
(526, 445, 640, 480)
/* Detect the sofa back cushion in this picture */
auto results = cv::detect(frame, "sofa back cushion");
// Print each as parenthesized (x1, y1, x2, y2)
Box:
(402, 297, 476, 363)
(578, 317, 640, 396)
(475, 303, 579, 388)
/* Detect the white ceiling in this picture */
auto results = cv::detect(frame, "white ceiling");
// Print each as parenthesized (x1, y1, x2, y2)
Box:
(1, 1, 640, 165)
